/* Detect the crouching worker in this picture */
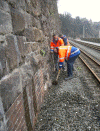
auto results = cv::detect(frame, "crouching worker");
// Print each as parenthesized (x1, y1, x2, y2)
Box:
(54, 45, 80, 80)
(50, 34, 64, 71)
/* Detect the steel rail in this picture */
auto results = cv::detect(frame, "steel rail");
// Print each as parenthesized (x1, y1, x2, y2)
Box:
(79, 54, 100, 83)
(70, 42, 100, 83)
(73, 39, 100, 51)
(80, 48, 100, 66)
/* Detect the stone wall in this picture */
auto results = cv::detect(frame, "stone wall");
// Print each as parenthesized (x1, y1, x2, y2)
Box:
(0, 0, 60, 130)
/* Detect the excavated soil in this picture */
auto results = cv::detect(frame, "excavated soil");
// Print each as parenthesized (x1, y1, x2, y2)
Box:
(35, 58, 100, 131)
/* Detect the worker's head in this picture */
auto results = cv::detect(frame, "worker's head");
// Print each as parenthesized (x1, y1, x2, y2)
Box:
(54, 47, 59, 53)
(59, 34, 63, 38)
(53, 34, 58, 42)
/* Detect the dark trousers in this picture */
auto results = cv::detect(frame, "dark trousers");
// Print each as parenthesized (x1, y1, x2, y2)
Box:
(67, 54, 80, 77)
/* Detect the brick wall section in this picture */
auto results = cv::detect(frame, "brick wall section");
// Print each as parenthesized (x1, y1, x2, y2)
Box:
(0, 66, 48, 130)
(3, 70, 45, 131)
(34, 69, 44, 112)
(5, 93, 27, 131)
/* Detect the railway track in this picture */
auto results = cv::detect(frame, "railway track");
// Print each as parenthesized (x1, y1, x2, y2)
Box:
(72, 39, 100, 51)
(70, 41, 100, 84)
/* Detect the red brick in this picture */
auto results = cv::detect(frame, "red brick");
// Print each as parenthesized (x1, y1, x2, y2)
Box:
(13, 106, 24, 124)
(8, 101, 23, 123)
(13, 116, 24, 130)
(19, 121, 27, 131)
(36, 94, 42, 109)
(7, 105, 24, 130)
(36, 91, 41, 100)
(7, 120, 13, 130)
(5, 93, 23, 119)
(12, 106, 25, 130)
(36, 87, 41, 94)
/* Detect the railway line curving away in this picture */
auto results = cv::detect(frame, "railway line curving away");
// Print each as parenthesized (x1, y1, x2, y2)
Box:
(69, 39, 100, 63)
(69, 39, 100, 83)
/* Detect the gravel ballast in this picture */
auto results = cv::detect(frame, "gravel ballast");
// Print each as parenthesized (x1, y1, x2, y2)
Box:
(35, 58, 100, 131)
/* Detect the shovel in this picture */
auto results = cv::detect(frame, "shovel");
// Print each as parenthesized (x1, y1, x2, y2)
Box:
(51, 53, 55, 71)
(52, 69, 61, 85)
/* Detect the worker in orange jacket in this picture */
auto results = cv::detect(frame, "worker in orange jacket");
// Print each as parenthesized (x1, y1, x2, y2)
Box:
(54, 45, 80, 79)
(50, 34, 64, 71)
(59, 34, 70, 46)
(59, 34, 70, 70)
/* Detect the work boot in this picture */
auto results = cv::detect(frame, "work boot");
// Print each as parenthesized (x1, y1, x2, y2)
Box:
(65, 76, 73, 80)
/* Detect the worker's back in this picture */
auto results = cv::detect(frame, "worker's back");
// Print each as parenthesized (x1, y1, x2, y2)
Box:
(58, 46, 72, 62)
(60, 35, 70, 46)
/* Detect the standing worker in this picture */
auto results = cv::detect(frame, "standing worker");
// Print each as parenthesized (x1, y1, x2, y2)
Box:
(59, 34, 70, 46)
(50, 34, 64, 71)
(54, 45, 80, 79)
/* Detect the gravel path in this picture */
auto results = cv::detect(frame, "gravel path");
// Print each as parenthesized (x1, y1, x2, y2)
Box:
(35, 58, 100, 131)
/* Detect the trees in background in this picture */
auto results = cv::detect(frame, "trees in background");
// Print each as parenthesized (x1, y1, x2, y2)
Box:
(59, 13, 100, 38)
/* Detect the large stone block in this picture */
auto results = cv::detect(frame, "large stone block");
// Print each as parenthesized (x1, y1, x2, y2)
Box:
(7, 0, 25, 9)
(41, 14, 47, 23)
(0, 62, 34, 112)
(32, 17, 41, 29)
(6, 35, 21, 71)
(0, 9, 13, 35)
(0, 96, 7, 131)
(25, 51, 45, 75)
(0, 35, 7, 47)
(23, 28, 35, 42)
(16, 36, 29, 59)
(20, 9, 33, 28)
(0, 69, 22, 111)
(20, 63, 34, 89)
(40, 0, 49, 17)
(17, 36, 40, 63)
(0, 46, 7, 79)
(11, 8, 25, 34)
(25, 52, 40, 66)
(7, 0, 17, 4)
(0, 1, 10, 13)
(32, 27, 44, 42)
(0, 36, 9, 78)
(25, 0, 41, 16)
(42, 21, 51, 36)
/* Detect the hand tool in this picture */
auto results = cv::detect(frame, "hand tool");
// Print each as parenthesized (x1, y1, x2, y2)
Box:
(52, 69, 61, 85)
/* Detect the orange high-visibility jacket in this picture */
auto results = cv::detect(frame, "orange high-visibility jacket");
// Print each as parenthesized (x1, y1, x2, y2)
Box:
(61, 35, 70, 46)
(58, 46, 80, 69)
(50, 38, 64, 52)
(58, 46, 72, 67)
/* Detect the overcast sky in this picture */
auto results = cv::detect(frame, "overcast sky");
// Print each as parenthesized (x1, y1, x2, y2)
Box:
(57, 0, 100, 22)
